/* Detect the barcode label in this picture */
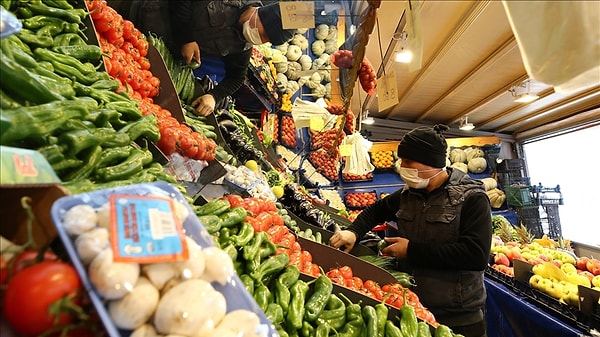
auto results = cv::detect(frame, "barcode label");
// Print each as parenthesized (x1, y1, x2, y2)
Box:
(149, 208, 177, 239)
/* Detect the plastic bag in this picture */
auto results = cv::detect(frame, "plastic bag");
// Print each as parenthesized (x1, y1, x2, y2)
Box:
(502, 1, 600, 93)
(341, 133, 375, 176)
(0, 6, 22, 39)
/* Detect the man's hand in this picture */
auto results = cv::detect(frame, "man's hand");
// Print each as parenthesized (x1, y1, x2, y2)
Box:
(381, 237, 409, 259)
(191, 94, 216, 116)
(181, 42, 200, 64)
(329, 230, 357, 253)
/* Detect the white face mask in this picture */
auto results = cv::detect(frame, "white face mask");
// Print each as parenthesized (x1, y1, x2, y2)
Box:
(242, 8, 263, 45)
(399, 167, 444, 189)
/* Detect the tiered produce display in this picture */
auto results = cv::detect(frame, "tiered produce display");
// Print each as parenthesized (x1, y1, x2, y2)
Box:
(2, 1, 599, 336)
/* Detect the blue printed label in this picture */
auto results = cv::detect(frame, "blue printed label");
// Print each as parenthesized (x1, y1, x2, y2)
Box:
(109, 194, 189, 263)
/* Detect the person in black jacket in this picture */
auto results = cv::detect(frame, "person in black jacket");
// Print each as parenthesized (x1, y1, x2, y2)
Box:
(330, 124, 492, 337)
(169, 1, 295, 116)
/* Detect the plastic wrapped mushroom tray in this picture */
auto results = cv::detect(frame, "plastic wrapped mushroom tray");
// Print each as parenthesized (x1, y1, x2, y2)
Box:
(50, 181, 277, 337)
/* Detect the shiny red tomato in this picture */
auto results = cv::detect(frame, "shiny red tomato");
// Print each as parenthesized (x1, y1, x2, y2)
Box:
(10, 249, 57, 274)
(3, 261, 82, 337)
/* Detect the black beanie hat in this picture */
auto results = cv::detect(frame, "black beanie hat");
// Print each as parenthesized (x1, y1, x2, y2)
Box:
(258, 3, 295, 45)
(397, 124, 449, 168)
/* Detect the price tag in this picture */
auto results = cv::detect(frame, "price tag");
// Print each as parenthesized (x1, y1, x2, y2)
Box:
(279, 1, 315, 29)
(309, 116, 324, 131)
(339, 144, 353, 157)
(377, 70, 398, 111)
(295, 117, 310, 129)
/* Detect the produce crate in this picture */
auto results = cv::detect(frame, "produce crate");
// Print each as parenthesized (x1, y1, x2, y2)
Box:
(516, 206, 544, 238)
(497, 158, 525, 172)
(344, 190, 377, 209)
(505, 185, 535, 207)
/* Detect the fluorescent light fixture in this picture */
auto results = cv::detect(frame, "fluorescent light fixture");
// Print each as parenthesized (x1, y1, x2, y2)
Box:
(362, 116, 375, 125)
(395, 49, 413, 63)
(459, 116, 475, 131)
(393, 31, 412, 63)
(510, 79, 539, 103)
(514, 93, 539, 103)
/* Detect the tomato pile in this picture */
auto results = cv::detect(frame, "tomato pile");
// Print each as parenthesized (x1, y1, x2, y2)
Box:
(88, 0, 217, 161)
(342, 171, 373, 182)
(280, 115, 297, 148)
(308, 148, 340, 182)
(310, 129, 345, 151)
(345, 191, 378, 208)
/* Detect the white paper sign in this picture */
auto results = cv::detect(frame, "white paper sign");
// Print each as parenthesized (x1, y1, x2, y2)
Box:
(279, 1, 315, 29)
(377, 70, 399, 111)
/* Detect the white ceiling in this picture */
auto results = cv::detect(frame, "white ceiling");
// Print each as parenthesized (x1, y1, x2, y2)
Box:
(345, 0, 600, 143)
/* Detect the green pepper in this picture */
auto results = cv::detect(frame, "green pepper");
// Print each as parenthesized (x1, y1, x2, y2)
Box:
(1, 99, 90, 145)
(314, 293, 346, 326)
(219, 207, 248, 228)
(417, 321, 432, 337)
(301, 321, 315, 337)
(265, 303, 284, 325)
(196, 199, 231, 216)
(363, 305, 379, 337)
(304, 273, 333, 322)
(253, 283, 273, 312)
(26, 2, 83, 24)
(116, 113, 159, 142)
(90, 79, 121, 91)
(315, 324, 330, 337)
(279, 265, 301, 287)
(243, 231, 267, 261)
(94, 147, 153, 182)
(245, 253, 262, 275)
(338, 293, 365, 337)
(399, 292, 418, 337)
(49, 62, 109, 86)
(63, 145, 103, 181)
(36, 144, 66, 164)
(218, 227, 232, 246)
(87, 108, 122, 127)
(105, 101, 144, 120)
(52, 44, 103, 61)
(251, 253, 290, 284)
(53, 32, 86, 46)
(275, 278, 292, 315)
(259, 241, 278, 259)
(34, 48, 95, 75)
(230, 222, 254, 247)
(277, 327, 290, 337)
(239, 274, 255, 294)
(95, 146, 132, 168)
(0, 49, 66, 105)
(15, 6, 34, 19)
(375, 300, 389, 337)
(16, 28, 53, 48)
(221, 243, 238, 262)
(433, 325, 453, 337)
(199, 214, 222, 234)
(59, 128, 118, 156)
(287, 279, 310, 330)
(52, 158, 84, 172)
(0, 89, 22, 109)
(385, 320, 403, 337)
(42, 0, 74, 10)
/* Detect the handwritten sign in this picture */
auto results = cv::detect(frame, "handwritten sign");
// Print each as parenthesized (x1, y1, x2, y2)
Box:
(309, 116, 324, 131)
(377, 70, 398, 111)
(279, 1, 315, 29)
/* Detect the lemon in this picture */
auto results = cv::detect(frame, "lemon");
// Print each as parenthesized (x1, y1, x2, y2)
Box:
(245, 160, 259, 172)
(271, 185, 284, 199)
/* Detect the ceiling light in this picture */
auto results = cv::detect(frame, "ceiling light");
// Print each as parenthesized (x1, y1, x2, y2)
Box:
(393, 31, 412, 64)
(510, 79, 539, 103)
(459, 116, 475, 131)
(362, 116, 375, 125)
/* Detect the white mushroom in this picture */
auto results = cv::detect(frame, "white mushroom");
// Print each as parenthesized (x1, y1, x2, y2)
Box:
(75, 227, 110, 265)
(62, 204, 97, 235)
(154, 279, 227, 336)
(129, 324, 160, 337)
(109, 277, 159, 330)
(173, 236, 205, 280)
(215, 310, 261, 337)
(88, 249, 140, 300)
(200, 246, 234, 286)
(96, 202, 111, 230)
(142, 262, 178, 290)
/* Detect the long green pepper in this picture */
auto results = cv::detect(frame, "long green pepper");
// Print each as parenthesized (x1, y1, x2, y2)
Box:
(417, 321, 432, 337)
(304, 273, 333, 321)
(338, 293, 366, 337)
(399, 291, 418, 337)
(363, 305, 380, 337)
(287, 279, 310, 330)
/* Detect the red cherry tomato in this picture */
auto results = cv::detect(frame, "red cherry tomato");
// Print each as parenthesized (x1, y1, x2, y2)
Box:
(3, 261, 82, 337)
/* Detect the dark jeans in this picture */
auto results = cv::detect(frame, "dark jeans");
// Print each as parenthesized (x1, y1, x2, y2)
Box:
(449, 319, 487, 337)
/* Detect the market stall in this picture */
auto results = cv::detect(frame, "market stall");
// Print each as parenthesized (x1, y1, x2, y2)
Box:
(1, 1, 599, 337)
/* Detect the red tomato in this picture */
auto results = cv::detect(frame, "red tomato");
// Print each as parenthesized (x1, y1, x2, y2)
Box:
(338, 265, 353, 279)
(9, 249, 57, 276)
(3, 261, 82, 337)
